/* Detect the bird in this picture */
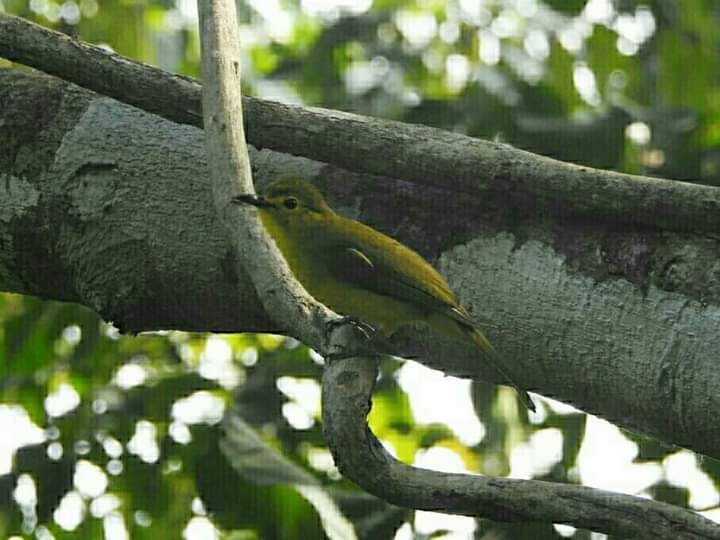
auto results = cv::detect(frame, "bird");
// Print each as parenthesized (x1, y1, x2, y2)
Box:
(233, 177, 534, 411)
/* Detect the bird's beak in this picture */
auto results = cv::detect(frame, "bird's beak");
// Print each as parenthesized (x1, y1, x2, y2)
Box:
(231, 194, 274, 208)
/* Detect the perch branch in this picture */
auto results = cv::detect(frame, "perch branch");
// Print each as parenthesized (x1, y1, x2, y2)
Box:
(2, 13, 720, 233)
(196, 0, 333, 353)
(321, 352, 720, 539)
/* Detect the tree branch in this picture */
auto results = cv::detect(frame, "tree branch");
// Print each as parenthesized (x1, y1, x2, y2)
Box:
(196, 1, 333, 353)
(190, 3, 720, 535)
(2, 13, 720, 234)
(4, 9, 717, 538)
(189, 3, 719, 534)
(322, 353, 720, 539)
(0, 65, 719, 462)
(2, 70, 720, 460)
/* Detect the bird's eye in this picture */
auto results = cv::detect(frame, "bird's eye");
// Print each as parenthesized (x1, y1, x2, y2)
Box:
(283, 197, 298, 210)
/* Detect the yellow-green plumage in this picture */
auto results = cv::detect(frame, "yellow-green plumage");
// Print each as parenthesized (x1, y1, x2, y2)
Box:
(236, 177, 533, 411)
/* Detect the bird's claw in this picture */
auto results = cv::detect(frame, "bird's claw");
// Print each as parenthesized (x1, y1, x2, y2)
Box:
(325, 316, 378, 362)
(326, 316, 376, 341)
(324, 350, 351, 362)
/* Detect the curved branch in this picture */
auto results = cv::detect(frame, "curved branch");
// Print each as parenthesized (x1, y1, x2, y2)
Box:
(2, 12, 720, 534)
(321, 352, 720, 539)
(3, 15, 720, 530)
(2, 71, 720, 460)
(196, 1, 333, 353)
(2, 13, 720, 233)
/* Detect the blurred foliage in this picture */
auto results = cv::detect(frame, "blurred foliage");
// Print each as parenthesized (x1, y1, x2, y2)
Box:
(2, 0, 720, 538)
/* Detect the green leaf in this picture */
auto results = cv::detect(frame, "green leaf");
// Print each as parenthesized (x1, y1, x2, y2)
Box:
(3, 298, 59, 376)
(126, 372, 218, 422)
(544, 413, 586, 471)
(621, 429, 676, 463)
(221, 413, 358, 540)
(327, 489, 409, 540)
(543, 0, 586, 15)
(649, 482, 690, 508)
(15, 444, 75, 523)
(196, 425, 329, 539)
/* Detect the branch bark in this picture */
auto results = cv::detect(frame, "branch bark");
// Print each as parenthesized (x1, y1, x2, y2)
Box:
(196, 1, 332, 354)
(1, 6, 719, 532)
(1, 70, 720, 461)
(191, 3, 720, 536)
(5, 14, 719, 462)
(322, 353, 720, 539)
(2, 12, 720, 234)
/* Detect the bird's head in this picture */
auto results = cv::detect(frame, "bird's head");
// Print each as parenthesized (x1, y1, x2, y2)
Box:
(232, 177, 333, 222)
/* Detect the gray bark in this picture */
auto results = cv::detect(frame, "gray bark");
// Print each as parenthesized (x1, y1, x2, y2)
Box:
(1, 70, 720, 462)
(194, 3, 720, 535)
(2, 12, 720, 233)
(197, 0, 336, 356)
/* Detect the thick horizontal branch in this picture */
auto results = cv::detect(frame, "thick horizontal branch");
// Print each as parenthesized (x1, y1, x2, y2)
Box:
(321, 355, 720, 539)
(2, 13, 720, 233)
(2, 71, 720, 461)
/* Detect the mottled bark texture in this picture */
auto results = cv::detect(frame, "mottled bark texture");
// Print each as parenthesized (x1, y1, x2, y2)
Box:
(197, 1, 335, 356)
(1, 70, 720, 461)
(2, 13, 720, 233)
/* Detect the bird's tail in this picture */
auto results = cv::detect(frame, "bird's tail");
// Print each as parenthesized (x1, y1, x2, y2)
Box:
(468, 328, 536, 412)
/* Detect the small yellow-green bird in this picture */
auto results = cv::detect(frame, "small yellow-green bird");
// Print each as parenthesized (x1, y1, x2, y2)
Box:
(233, 177, 534, 411)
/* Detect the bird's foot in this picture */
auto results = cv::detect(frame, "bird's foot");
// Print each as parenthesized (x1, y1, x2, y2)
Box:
(325, 316, 378, 362)
(326, 316, 376, 341)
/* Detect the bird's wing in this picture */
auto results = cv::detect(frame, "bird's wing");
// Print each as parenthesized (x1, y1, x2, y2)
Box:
(327, 219, 535, 412)
(327, 219, 475, 327)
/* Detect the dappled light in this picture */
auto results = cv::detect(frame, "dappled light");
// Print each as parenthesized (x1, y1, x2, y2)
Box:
(1, 0, 720, 537)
